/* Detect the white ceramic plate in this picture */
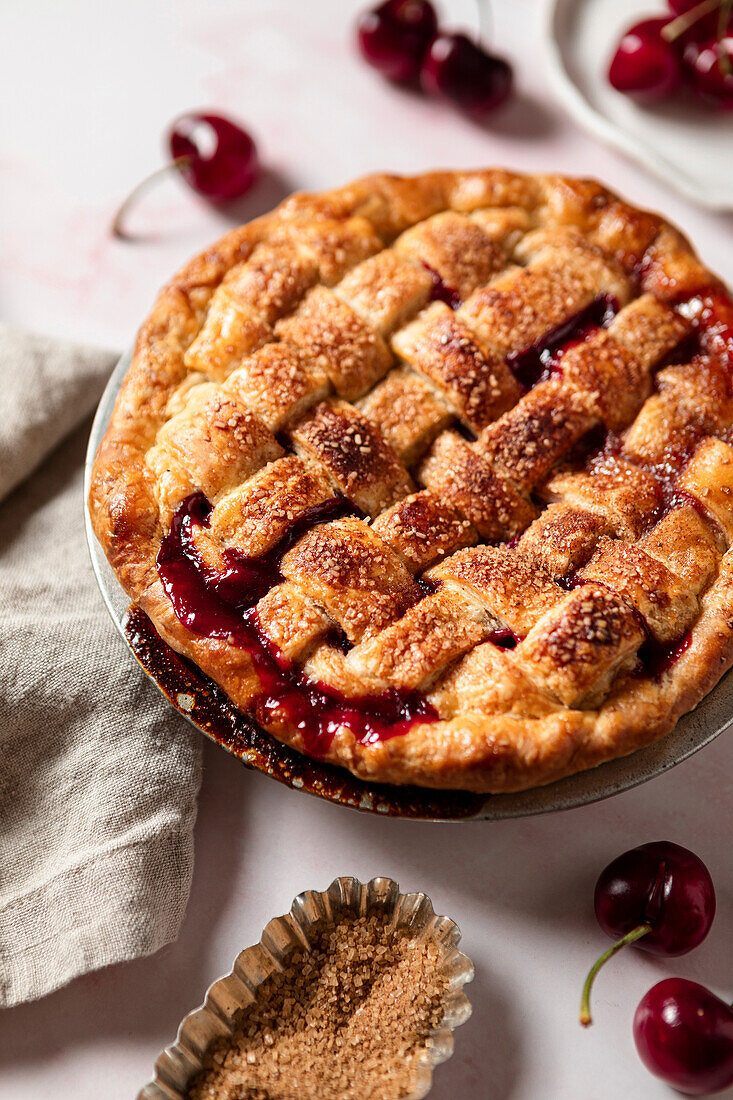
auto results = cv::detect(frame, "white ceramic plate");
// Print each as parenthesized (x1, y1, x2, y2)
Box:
(543, 0, 733, 210)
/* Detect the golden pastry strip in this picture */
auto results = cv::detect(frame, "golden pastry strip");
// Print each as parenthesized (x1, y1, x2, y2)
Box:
(356, 368, 452, 466)
(514, 584, 644, 708)
(477, 378, 596, 493)
(276, 286, 394, 401)
(457, 232, 628, 357)
(255, 582, 332, 664)
(334, 249, 433, 334)
(346, 586, 493, 692)
(145, 385, 283, 523)
(579, 537, 699, 644)
(394, 210, 510, 299)
(428, 545, 564, 637)
(89, 168, 733, 794)
(207, 456, 335, 557)
(392, 302, 521, 434)
(677, 438, 733, 542)
(223, 343, 329, 432)
(288, 399, 413, 518)
(640, 505, 722, 595)
(280, 517, 420, 644)
(517, 504, 611, 580)
(371, 490, 477, 572)
(543, 458, 662, 541)
(418, 432, 537, 541)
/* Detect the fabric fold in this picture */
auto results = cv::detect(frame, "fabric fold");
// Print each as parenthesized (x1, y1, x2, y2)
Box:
(0, 327, 202, 1007)
(0, 324, 117, 502)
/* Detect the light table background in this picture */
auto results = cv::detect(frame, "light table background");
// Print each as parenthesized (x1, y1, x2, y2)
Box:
(2, 2, 732, 1097)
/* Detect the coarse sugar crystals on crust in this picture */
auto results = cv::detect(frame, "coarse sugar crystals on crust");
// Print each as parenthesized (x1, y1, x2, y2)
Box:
(89, 168, 733, 793)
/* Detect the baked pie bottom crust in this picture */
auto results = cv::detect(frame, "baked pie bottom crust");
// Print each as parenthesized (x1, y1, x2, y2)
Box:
(90, 169, 733, 793)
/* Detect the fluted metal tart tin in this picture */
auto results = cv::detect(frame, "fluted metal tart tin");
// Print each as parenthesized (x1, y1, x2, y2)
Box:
(136, 876, 474, 1100)
(85, 351, 733, 820)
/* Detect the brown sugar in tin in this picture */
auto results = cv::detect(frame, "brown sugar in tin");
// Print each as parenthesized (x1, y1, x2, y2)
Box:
(137, 877, 473, 1100)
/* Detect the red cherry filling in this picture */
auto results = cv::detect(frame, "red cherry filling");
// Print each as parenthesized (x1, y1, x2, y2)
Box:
(112, 111, 259, 238)
(634, 979, 733, 1095)
(420, 33, 513, 116)
(680, 287, 733, 368)
(423, 263, 462, 309)
(506, 294, 618, 390)
(356, 0, 438, 83)
(487, 628, 521, 649)
(637, 632, 693, 680)
(156, 493, 437, 757)
(608, 18, 683, 97)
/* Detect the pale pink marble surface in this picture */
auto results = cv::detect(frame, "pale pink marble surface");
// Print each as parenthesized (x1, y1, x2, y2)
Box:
(1, 1, 732, 1097)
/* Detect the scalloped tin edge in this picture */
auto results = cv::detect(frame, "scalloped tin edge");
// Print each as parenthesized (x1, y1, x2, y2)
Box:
(136, 876, 474, 1100)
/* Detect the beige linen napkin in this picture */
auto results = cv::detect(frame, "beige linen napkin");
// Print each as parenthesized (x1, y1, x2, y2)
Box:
(0, 325, 202, 1007)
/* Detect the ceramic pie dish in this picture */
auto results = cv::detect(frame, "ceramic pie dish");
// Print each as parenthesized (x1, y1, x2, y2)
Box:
(82, 445, 733, 819)
(89, 168, 733, 795)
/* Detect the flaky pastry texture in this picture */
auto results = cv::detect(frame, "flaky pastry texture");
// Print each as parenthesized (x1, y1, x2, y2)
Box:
(90, 169, 733, 792)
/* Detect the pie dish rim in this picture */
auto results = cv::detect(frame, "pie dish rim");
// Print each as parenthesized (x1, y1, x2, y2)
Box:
(84, 359, 733, 818)
(87, 167, 733, 794)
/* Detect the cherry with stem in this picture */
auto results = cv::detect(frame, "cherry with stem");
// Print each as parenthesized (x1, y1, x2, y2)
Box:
(580, 923, 653, 1027)
(608, 0, 733, 102)
(112, 156, 191, 240)
(664, 0, 728, 42)
(579, 841, 715, 1027)
(419, 0, 512, 116)
(356, 0, 514, 117)
(112, 112, 259, 240)
(420, 32, 512, 115)
(608, 17, 684, 98)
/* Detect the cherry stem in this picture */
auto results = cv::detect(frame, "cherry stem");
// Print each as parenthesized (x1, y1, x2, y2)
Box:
(579, 923, 653, 1027)
(719, 0, 732, 30)
(663, 0, 722, 43)
(111, 156, 192, 240)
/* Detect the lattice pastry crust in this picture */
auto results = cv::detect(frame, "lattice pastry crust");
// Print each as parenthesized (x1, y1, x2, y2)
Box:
(89, 170, 733, 793)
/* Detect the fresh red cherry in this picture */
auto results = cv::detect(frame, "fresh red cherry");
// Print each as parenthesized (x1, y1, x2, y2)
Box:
(684, 35, 733, 107)
(420, 33, 513, 116)
(356, 0, 438, 83)
(112, 112, 259, 239)
(608, 18, 683, 98)
(594, 841, 715, 954)
(167, 113, 259, 201)
(634, 979, 733, 1095)
(580, 842, 715, 1026)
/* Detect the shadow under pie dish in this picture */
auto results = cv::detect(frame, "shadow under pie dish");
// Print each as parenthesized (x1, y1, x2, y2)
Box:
(89, 168, 733, 794)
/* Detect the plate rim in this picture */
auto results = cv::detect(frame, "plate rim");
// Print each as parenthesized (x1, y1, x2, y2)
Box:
(541, 0, 733, 212)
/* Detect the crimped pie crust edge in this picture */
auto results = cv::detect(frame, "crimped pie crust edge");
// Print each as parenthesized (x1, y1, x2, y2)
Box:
(89, 168, 733, 793)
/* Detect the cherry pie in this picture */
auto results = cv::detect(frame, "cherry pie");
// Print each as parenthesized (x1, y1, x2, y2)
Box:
(90, 170, 733, 792)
